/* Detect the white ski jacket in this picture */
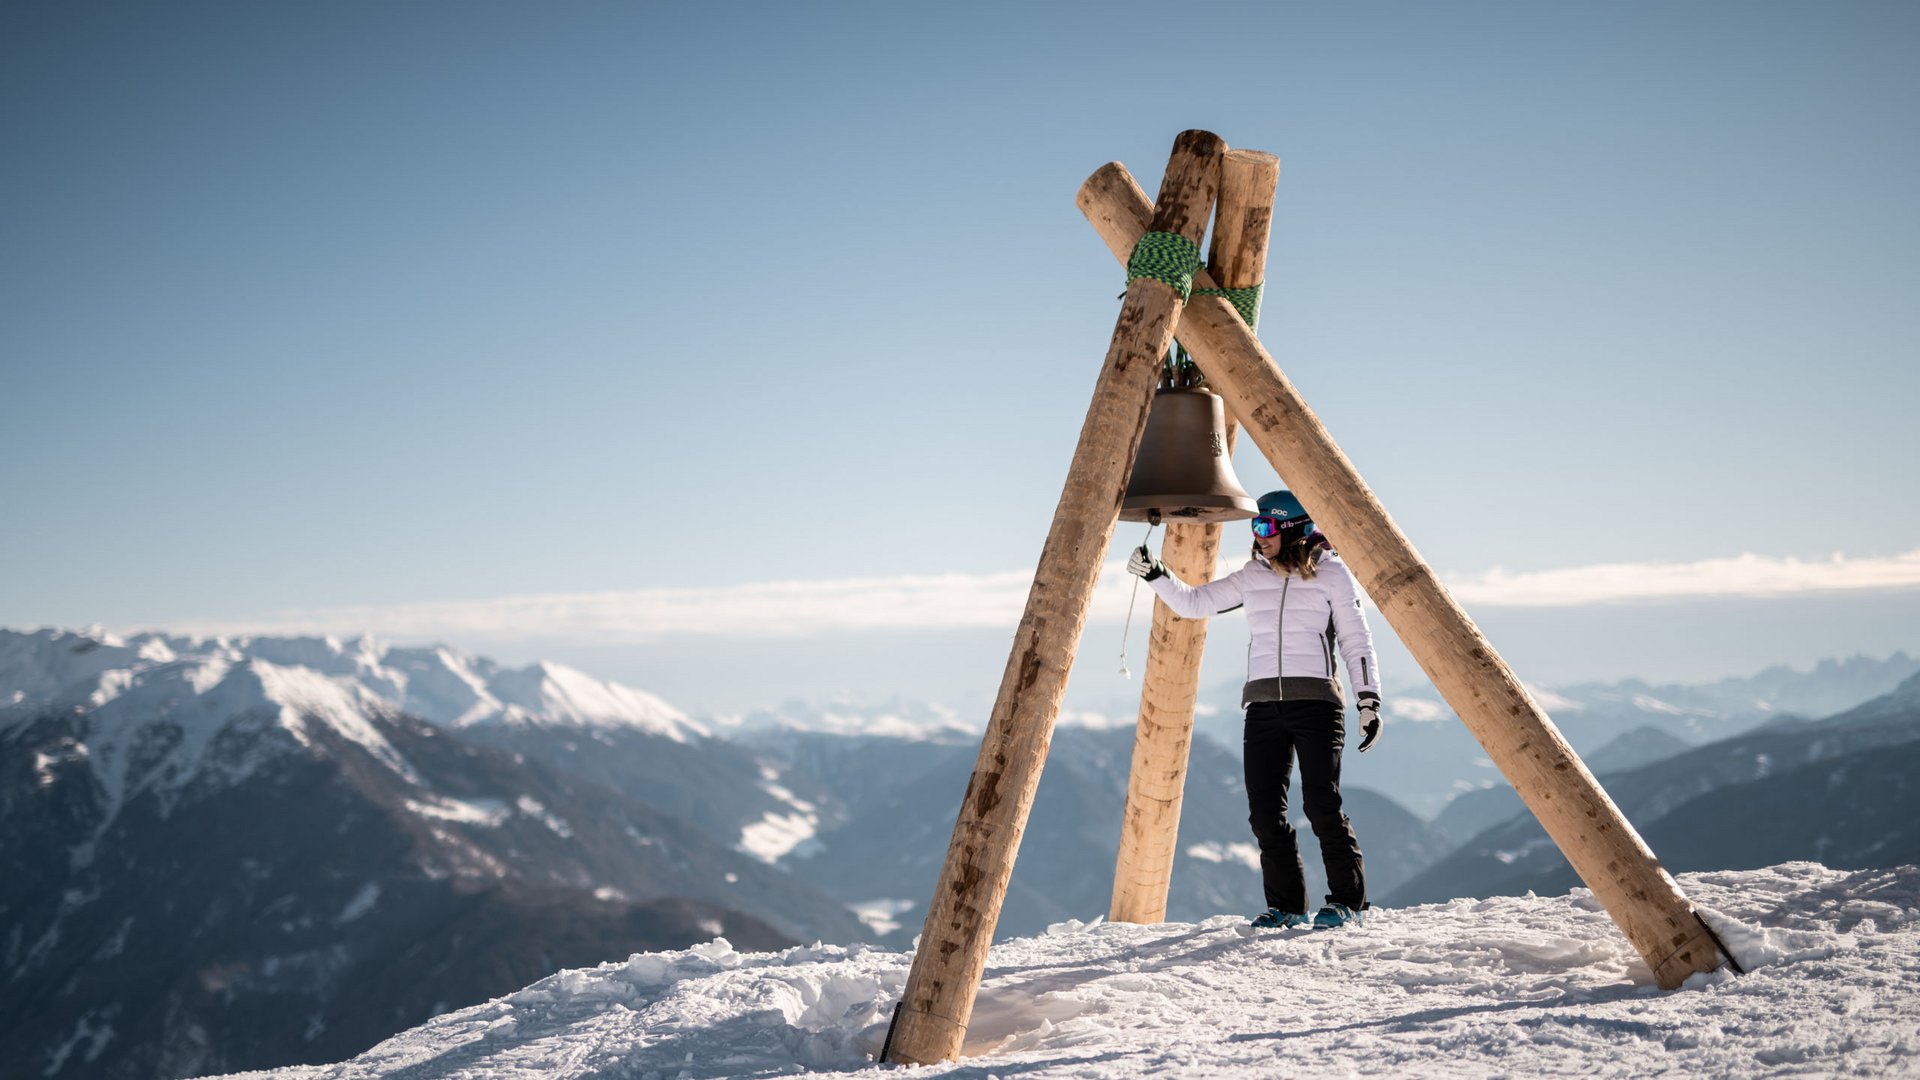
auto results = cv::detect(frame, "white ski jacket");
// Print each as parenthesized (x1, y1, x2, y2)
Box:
(1147, 548, 1381, 708)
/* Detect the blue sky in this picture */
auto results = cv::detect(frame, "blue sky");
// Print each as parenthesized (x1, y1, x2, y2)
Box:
(4, 1, 1917, 713)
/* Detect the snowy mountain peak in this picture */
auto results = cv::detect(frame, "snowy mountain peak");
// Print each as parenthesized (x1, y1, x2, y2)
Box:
(0, 628, 708, 820)
(706, 696, 975, 741)
(0, 626, 704, 741)
(478, 658, 702, 737)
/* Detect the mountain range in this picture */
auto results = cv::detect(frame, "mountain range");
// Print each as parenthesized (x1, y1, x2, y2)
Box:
(749, 724, 1449, 944)
(0, 630, 860, 1079)
(1388, 670, 1920, 905)
(1177, 651, 1920, 817)
(4, 625, 1917, 1078)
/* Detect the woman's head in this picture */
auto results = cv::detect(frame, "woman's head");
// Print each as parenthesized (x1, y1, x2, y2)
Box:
(1251, 490, 1311, 549)
(1251, 489, 1320, 575)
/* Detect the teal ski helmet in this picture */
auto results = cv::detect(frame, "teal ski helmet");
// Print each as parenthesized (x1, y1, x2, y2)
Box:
(1254, 490, 1311, 536)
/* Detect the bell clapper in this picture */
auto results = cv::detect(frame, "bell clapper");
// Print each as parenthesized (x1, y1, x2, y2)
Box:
(1119, 517, 1160, 677)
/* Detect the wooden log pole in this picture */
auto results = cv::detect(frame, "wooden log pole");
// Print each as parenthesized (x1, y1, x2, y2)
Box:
(882, 131, 1226, 1066)
(1110, 149, 1279, 924)
(1075, 162, 1729, 989)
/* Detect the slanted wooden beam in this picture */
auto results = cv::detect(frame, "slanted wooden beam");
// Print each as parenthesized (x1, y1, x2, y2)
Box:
(1076, 161, 1728, 990)
(883, 131, 1226, 1066)
(1110, 149, 1279, 925)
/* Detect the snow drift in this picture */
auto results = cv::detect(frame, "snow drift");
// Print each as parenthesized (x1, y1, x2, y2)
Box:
(210, 863, 1920, 1079)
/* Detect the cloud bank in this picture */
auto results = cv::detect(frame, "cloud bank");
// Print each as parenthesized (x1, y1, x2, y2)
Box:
(169, 547, 1920, 646)
(1444, 548, 1920, 607)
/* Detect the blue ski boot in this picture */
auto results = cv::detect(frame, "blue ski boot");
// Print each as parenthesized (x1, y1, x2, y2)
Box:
(1251, 908, 1312, 929)
(1312, 903, 1365, 929)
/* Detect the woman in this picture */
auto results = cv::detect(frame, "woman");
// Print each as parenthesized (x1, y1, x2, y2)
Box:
(1126, 489, 1384, 929)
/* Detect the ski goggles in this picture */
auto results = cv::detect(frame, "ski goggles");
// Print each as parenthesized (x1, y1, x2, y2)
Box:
(1251, 515, 1309, 538)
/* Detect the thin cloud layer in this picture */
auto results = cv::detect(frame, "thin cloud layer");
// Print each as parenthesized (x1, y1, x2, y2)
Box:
(172, 547, 1920, 645)
(1446, 547, 1920, 607)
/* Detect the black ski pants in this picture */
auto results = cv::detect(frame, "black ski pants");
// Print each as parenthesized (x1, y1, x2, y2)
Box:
(1243, 698, 1367, 913)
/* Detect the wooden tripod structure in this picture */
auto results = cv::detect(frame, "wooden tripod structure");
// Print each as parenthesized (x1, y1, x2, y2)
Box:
(883, 130, 1731, 1067)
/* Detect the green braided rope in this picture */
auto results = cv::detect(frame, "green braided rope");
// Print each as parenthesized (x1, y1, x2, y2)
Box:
(1126, 232, 1203, 302)
(1168, 282, 1263, 382)
(1192, 283, 1263, 331)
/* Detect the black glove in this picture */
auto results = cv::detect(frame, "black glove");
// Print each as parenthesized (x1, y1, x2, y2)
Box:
(1356, 694, 1383, 753)
(1125, 544, 1166, 581)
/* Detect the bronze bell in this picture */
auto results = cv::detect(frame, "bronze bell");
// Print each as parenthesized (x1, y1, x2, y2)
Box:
(1120, 386, 1259, 523)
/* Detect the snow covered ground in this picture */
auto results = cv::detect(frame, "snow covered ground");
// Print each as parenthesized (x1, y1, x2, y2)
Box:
(207, 862, 1920, 1079)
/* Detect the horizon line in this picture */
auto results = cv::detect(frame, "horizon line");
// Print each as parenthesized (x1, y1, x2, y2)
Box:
(108, 545, 1920, 647)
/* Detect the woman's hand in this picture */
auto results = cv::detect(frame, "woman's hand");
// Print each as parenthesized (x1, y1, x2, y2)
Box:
(1356, 695, 1383, 752)
(1126, 545, 1165, 581)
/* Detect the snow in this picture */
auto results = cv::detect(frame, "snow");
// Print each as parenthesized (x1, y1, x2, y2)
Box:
(1629, 693, 1716, 717)
(739, 767, 821, 862)
(93, 917, 133, 961)
(45, 1012, 115, 1075)
(62, 654, 345, 821)
(203, 863, 1920, 1079)
(739, 811, 818, 863)
(709, 698, 973, 741)
(0, 628, 709, 821)
(31, 738, 87, 786)
(251, 660, 418, 781)
(404, 796, 512, 828)
(514, 796, 573, 838)
(335, 884, 381, 925)
(0, 628, 707, 744)
(485, 660, 706, 741)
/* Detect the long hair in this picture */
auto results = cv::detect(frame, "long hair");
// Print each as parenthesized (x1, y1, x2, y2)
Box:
(1255, 530, 1324, 579)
